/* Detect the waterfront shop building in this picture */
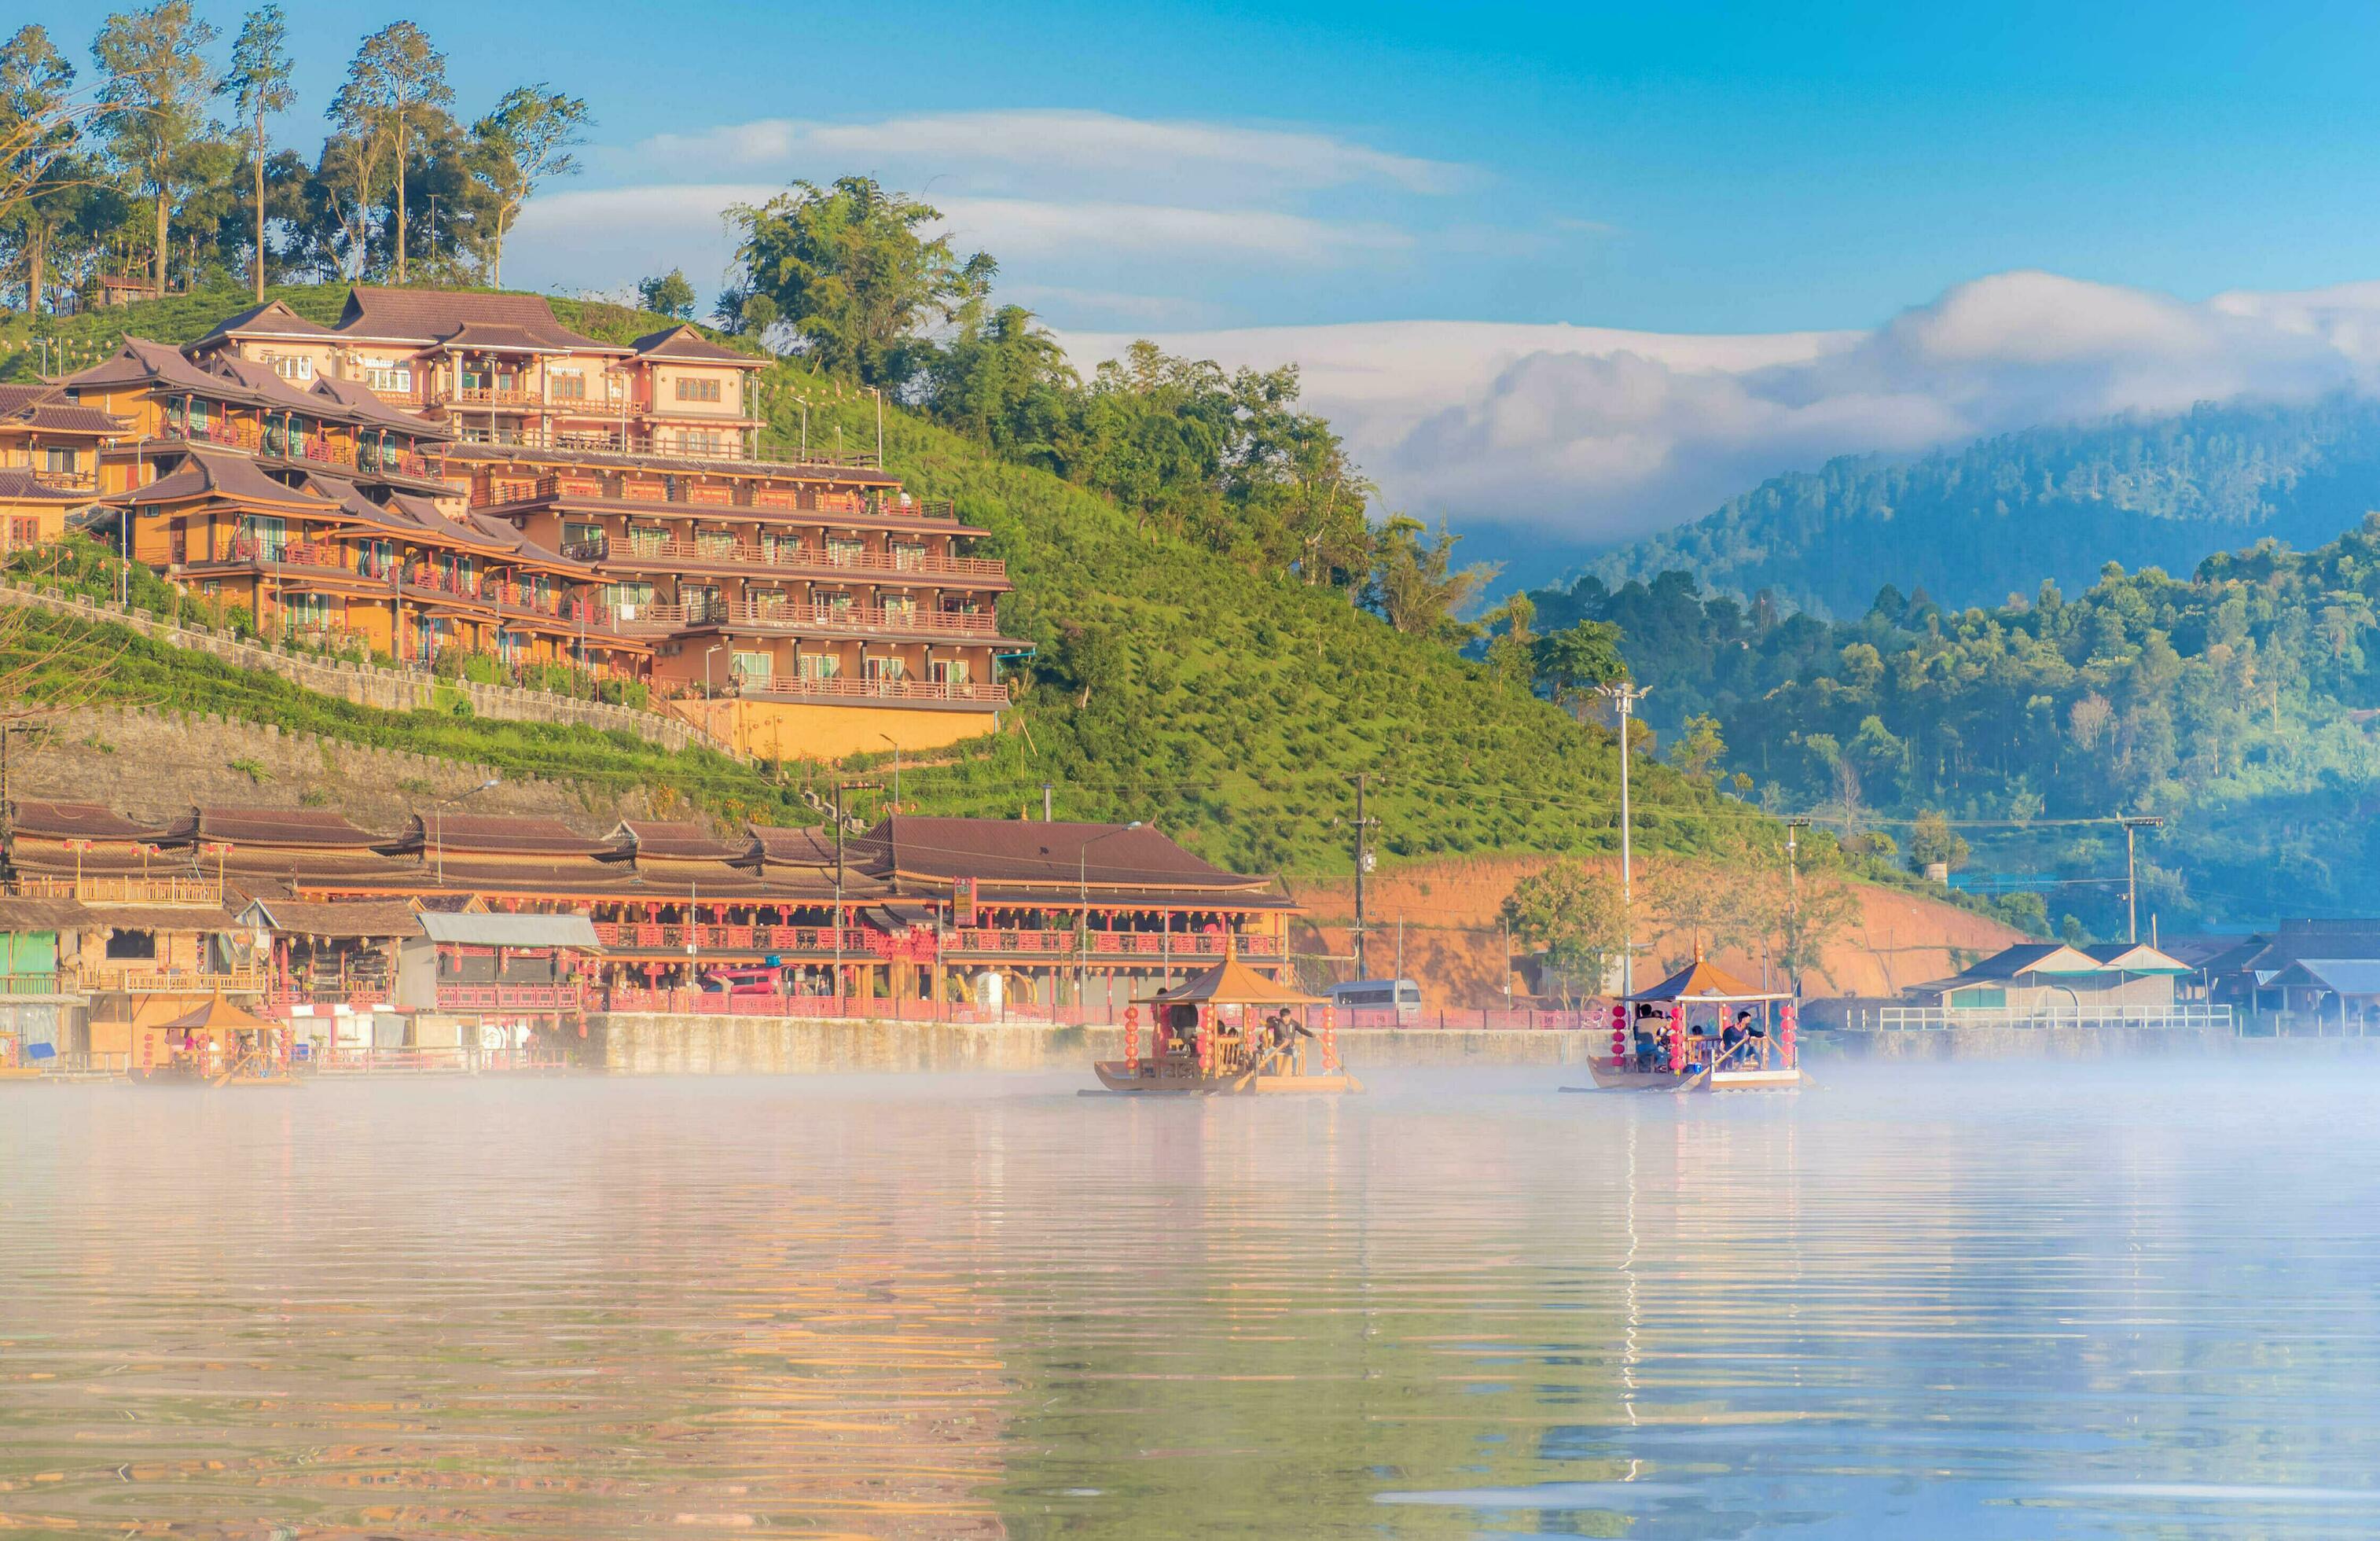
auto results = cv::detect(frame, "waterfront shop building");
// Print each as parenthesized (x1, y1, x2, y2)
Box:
(5, 796, 1298, 1024)
(1900, 941, 2198, 1026)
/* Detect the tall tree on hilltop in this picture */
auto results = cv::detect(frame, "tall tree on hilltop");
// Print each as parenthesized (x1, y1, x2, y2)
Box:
(0, 24, 82, 315)
(728, 175, 994, 386)
(1364, 516, 1498, 645)
(334, 22, 449, 284)
(1533, 620, 1627, 719)
(468, 84, 587, 286)
(219, 6, 293, 301)
(92, 0, 219, 297)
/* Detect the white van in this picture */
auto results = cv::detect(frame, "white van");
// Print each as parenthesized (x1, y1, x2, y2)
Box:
(1328, 978, 1423, 1024)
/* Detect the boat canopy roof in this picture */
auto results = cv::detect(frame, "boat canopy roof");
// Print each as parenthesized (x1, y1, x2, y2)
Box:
(1627, 955, 1791, 1005)
(1135, 952, 1323, 1007)
(159, 994, 279, 1035)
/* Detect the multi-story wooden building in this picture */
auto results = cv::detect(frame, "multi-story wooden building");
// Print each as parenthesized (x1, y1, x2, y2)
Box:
(0, 383, 127, 550)
(149, 288, 1023, 757)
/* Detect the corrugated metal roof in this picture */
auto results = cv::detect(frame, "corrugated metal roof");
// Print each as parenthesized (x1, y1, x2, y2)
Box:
(417, 911, 601, 948)
(2268, 958, 2380, 996)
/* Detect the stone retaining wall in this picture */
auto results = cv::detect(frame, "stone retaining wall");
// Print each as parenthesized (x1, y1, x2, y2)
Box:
(0, 580, 727, 755)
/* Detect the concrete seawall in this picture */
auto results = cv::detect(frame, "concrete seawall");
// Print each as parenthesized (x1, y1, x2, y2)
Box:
(592, 1013, 1601, 1076)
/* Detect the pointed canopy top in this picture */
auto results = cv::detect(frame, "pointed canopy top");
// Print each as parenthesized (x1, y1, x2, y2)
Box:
(1627, 955, 1791, 1005)
(1135, 951, 1323, 1007)
(159, 994, 278, 1035)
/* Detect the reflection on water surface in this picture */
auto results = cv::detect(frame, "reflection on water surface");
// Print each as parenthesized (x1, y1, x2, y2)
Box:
(2, 1061, 2376, 1537)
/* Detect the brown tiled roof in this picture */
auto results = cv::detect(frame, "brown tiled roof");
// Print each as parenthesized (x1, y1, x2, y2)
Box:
(299, 473, 415, 533)
(310, 377, 453, 439)
(159, 807, 394, 850)
(64, 337, 262, 403)
(0, 384, 126, 436)
(856, 817, 1264, 891)
(608, 820, 755, 862)
(207, 355, 336, 417)
(336, 287, 623, 354)
(9, 800, 162, 842)
(241, 897, 419, 937)
(461, 510, 582, 569)
(0, 470, 87, 504)
(119, 447, 337, 513)
(196, 300, 340, 343)
(630, 325, 765, 366)
(747, 825, 839, 867)
(0, 895, 91, 929)
(379, 813, 610, 858)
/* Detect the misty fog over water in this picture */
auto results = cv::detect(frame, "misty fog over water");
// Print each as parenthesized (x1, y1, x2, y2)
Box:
(2, 1061, 2376, 1537)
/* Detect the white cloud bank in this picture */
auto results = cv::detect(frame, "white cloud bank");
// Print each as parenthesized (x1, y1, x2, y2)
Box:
(1064, 271, 2380, 546)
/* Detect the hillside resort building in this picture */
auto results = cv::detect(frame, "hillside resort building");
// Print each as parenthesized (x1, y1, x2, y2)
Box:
(46, 288, 1023, 759)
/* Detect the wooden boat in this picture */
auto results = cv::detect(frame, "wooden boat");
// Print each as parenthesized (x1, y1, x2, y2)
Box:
(1571, 954, 1802, 1093)
(129, 994, 302, 1088)
(1091, 951, 1361, 1095)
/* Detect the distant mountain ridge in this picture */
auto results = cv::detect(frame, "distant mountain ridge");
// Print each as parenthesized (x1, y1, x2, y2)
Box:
(1582, 395, 2380, 616)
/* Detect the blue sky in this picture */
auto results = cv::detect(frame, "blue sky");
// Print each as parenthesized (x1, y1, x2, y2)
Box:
(28, 1, 2380, 560)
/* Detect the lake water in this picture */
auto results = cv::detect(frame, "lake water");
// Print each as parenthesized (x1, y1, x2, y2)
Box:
(2, 1059, 2378, 1538)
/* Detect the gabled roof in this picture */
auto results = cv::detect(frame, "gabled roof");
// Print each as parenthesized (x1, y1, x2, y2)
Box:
(460, 510, 582, 569)
(237, 896, 421, 938)
(2264, 958, 2380, 997)
(9, 800, 163, 843)
(335, 286, 624, 355)
(745, 824, 839, 869)
(0, 895, 92, 930)
(1956, 943, 2108, 980)
(119, 447, 337, 513)
(606, 819, 754, 863)
(0, 469, 90, 504)
(2080, 942, 2192, 975)
(0, 383, 127, 437)
(160, 993, 278, 1033)
(630, 325, 765, 366)
(206, 355, 337, 417)
(196, 299, 340, 344)
(310, 377, 453, 440)
(63, 337, 258, 403)
(854, 817, 1264, 891)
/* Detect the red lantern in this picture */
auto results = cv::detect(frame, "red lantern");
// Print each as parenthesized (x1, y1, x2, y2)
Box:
(1667, 1003, 1687, 1073)
(1780, 1001, 1798, 1067)
(1321, 1005, 1336, 1071)
(1196, 1005, 1214, 1076)
(1125, 1003, 1140, 1073)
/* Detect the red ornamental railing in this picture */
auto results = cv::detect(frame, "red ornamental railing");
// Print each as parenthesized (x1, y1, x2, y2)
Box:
(589, 921, 870, 952)
(432, 982, 584, 1011)
(941, 929, 1280, 957)
(736, 675, 1011, 707)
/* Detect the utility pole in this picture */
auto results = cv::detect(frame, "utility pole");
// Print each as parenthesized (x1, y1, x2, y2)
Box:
(1786, 817, 1808, 995)
(2119, 815, 2163, 943)
(1596, 681, 1649, 996)
(1041, 782, 1053, 822)
(1346, 773, 1380, 979)
(832, 778, 882, 1010)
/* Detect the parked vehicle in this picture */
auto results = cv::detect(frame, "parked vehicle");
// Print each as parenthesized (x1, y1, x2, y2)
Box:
(1327, 978, 1423, 1024)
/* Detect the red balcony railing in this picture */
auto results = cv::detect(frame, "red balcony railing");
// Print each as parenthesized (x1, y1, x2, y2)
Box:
(557, 531, 1005, 583)
(433, 982, 584, 1011)
(470, 473, 953, 521)
(589, 921, 870, 952)
(624, 598, 998, 638)
(942, 930, 1280, 957)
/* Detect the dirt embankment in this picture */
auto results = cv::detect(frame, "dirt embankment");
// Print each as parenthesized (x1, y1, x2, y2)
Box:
(1283, 853, 2023, 1009)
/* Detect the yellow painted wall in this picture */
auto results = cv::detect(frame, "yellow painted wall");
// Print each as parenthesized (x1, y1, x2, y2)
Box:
(678, 697, 997, 761)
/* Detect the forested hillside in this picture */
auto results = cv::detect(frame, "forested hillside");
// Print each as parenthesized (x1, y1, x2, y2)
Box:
(1585, 396, 2380, 618)
(1536, 524, 2380, 929)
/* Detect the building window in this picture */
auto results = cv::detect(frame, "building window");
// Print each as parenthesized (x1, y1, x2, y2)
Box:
(931, 657, 971, 685)
(730, 650, 771, 682)
(365, 365, 412, 393)
(42, 447, 75, 473)
(8, 517, 40, 546)
(263, 353, 313, 381)
(563, 520, 603, 549)
(799, 653, 840, 680)
(1948, 986, 2008, 1010)
(678, 429, 724, 455)
(674, 377, 723, 403)
(104, 929, 158, 960)
(825, 536, 865, 567)
(549, 369, 586, 400)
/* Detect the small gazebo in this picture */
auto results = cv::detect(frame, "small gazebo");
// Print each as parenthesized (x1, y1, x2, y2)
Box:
(143, 992, 288, 1081)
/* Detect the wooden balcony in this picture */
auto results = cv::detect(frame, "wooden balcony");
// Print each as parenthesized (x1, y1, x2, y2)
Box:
(473, 473, 953, 521)
(733, 675, 1010, 708)
(16, 875, 221, 906)
(562, 531, 1005, 585)
(433, 982, 585, 1012)
(622, 597, 1001, 640)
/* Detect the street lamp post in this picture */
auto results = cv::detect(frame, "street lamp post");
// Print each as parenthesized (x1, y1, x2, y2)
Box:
(1078, 822, 1142, 1015)
(1596, 681, 1649, 997)
(435, 777, 500, 887)
(704, 644, 723, 700)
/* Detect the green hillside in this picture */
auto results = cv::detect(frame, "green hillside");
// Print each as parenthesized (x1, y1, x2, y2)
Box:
(0, 285, 1772, 881)
(1585, 396, 2380, 619)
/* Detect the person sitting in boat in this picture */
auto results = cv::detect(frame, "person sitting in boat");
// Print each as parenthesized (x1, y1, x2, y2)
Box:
(1721, 1011, 1750, 1061)
(1632, 1017, 1661, 1072)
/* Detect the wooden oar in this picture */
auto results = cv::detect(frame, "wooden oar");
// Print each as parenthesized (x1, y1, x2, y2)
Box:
(1227, 1036, 1290, 1093)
